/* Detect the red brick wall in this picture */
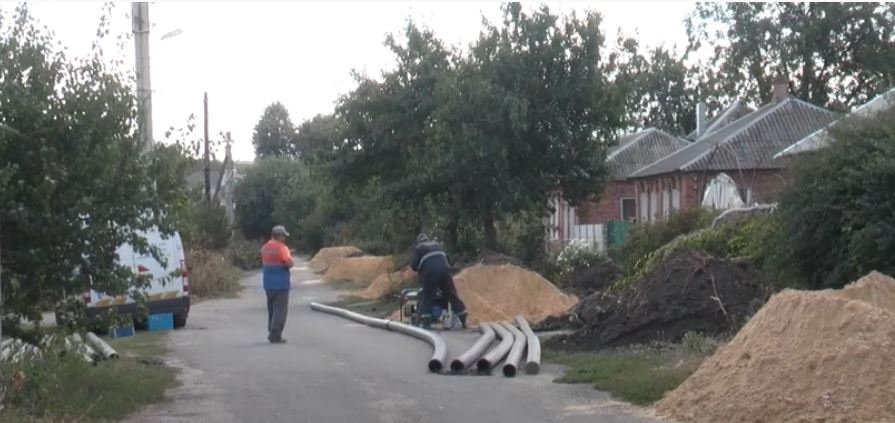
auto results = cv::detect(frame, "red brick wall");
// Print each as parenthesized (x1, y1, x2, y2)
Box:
(577, 180, 637, 224)
(631, 169, 786, 222)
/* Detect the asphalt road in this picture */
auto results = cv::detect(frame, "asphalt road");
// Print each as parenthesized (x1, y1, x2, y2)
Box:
(128, 258, 666, 423)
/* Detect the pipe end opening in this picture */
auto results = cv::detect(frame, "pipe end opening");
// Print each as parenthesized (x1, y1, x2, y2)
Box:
(476, 359, 491, 372)
(503, 364, 516, 377)
(428, 359, 443, 373)
(450, 360, 465, 373)
(525, 363, 540, 375)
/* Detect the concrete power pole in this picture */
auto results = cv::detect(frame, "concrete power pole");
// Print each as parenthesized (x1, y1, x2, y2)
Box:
(132, 2, 154, 149)
(204, 92, 211, 203)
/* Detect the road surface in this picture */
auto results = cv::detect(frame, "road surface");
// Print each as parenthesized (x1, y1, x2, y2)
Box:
(128, 259, 665, 423)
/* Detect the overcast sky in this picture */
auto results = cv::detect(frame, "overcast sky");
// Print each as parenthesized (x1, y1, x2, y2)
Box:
(15, 1, 695, 162)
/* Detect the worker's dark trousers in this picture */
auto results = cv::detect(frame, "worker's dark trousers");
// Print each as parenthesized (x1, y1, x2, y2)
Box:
(420, 270, 467, 320)
(266, 289, 289, 341)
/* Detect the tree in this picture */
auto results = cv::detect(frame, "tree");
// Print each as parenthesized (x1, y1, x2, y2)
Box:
(776, 108, 895, 289)
(433, 4, 626, 249)
(0, 6, 188, 321)
(294, 113, 345, 163)
(686, 2, 895, 110)
(611, 37, 697, 135)
(233, 157, 304, 240)
(252, 102, 298, 158)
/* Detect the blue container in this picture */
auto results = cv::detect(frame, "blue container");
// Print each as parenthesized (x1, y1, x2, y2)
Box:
(147, 313, 174, 331)
(110, 323, 135, 338)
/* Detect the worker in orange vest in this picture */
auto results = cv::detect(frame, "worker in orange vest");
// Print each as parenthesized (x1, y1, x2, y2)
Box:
(261, 225, 294, 343)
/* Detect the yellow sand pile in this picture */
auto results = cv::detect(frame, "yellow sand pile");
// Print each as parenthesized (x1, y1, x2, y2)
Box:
(322, 256, 393, 285)
(358, 268, 416, 300)
(308, 246, 362, 274)
(454, 264, 578, 326)
(657, 271, 895, 423)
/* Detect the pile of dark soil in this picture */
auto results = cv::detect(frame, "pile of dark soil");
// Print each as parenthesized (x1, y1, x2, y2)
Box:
(546, 248, 768, 350)
(570, 262, 619, 298)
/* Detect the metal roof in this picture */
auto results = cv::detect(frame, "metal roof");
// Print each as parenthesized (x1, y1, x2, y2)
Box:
(775, 87, 895, 158)
(630, 98, 838, 178)
(686, 100, 755, 140)
(607, 129, 690, 179)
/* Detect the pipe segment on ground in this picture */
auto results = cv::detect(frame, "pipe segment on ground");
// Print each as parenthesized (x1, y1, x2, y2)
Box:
(450, 323, 496, 373)
(477, 321, 513, 372)
(64, 335, 96, 365)
(515, 315, 541, 375)
(86, 332, 119, 359)
(501, 322, 526, 377)
(310, 302, 448, 373)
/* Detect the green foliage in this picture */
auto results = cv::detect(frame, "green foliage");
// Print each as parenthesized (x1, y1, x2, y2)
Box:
(609, 208, 717, 275)
(225, 238, 262, 270)
(687, 2, 895, 111)
(233, 157, 305, 240)
(545, 347, 700, 406)
(775, 112, 895, 289)
(252, 102, 298, 158)
(0, 6, 191, 322)
(0, 335, 175, 421)
(189, 203, 231, 251)
(547, 240, 611, 288)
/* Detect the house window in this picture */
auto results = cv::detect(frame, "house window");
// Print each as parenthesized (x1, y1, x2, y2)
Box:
(620, 198, 636, 221)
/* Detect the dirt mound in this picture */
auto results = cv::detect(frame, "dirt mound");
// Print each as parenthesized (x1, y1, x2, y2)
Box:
(570, 262, 619, 298)
(322, 256, 393, 284)
(547, 248, 767, 350)
(829, 270, 895, 312)
(358, 268, 417, 300)
(309, 246, 363, 273)
(454, 264, 577, 326)
(657, 283, 895, 423)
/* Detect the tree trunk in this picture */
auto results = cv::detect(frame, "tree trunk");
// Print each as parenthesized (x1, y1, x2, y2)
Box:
(483, 214, 498, 251)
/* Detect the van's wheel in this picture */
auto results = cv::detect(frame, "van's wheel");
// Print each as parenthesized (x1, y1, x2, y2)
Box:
(174, 314, 187, 329)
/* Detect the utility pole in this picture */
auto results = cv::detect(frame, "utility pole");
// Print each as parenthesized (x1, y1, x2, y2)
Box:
(204, 92, 211, 204)
(132, 2, 154, 150)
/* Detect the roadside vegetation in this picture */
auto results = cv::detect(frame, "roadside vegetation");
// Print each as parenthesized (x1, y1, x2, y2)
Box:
(0, 332, 176, 422)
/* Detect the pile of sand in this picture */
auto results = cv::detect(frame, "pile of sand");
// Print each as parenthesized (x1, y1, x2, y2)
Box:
(453, 264, 578, 326)
(358, 268, 416, 300)
(322, 256, 393, 285)
(308, 246, 363, 273)
(657, 271, 895, 423)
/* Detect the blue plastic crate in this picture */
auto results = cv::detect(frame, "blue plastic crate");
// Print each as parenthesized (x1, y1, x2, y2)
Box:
(110, 323, 135, 338)
(147, 313, 174, 331)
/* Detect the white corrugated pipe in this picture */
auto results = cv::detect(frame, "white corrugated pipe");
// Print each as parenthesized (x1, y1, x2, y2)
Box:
(86, 332, 119, 360)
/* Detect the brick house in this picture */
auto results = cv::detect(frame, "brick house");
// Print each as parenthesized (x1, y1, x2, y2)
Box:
(628, 85, 838, 222)
(576, 129, 690, 224)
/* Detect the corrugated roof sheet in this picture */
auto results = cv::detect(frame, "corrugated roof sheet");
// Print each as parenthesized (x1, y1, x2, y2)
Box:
(608, 129, 690, 179)
(687, 100, 755, 140)
(775, 87, 895, 158)
(631, 98, 838, 178)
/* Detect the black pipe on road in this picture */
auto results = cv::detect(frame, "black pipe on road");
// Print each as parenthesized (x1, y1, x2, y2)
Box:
(515, 315, 541, 375)
(450, 323, 496, 373)
(309, 302, 448, 373)
(476, 321, 513, 372)
(500, 322, 526, 377)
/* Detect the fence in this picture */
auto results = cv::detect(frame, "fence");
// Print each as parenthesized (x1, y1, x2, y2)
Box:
(545, 196, 607, 251)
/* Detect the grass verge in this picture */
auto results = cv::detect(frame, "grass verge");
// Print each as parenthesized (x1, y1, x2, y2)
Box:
(0, 331, 177, 422)
(188, 249, 243, 299)
(544, 333, 720, 406)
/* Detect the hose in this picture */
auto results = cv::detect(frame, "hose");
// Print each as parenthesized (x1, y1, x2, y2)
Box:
(477, 321, 513, 372)
(515, 315, 541, 375)
(450, 323, 496, 373)
(501, 322, 526, 377)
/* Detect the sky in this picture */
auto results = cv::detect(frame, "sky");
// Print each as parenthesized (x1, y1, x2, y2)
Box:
(14, 1, 695, 162)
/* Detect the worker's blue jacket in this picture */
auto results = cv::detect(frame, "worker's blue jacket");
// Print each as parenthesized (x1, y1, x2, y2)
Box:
(410, 241, 450, 281)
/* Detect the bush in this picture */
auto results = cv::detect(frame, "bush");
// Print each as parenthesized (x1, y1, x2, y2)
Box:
(187, 250, 242, 298)
(226, 238, 262, 270)
(191, 203, 232, 251)
(609, 207, 717, 275)
(775, 114, 895, 289)
(546, 240, 611, 288)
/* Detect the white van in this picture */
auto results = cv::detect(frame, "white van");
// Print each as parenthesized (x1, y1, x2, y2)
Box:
(82, 228, 191, 328)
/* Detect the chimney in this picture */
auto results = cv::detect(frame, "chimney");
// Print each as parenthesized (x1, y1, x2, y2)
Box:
(772, 75, 789, 103)
(696, 101, 707, 138)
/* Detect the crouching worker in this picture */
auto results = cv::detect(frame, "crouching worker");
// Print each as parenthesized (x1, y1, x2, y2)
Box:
(410, 234, 467, 329)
